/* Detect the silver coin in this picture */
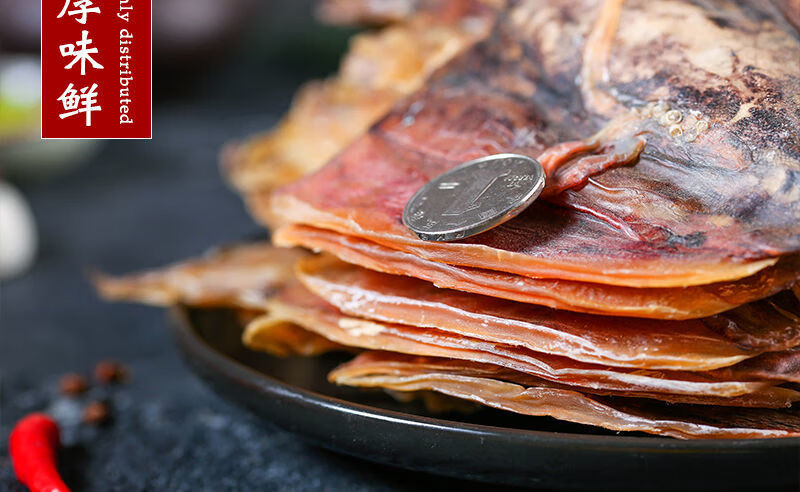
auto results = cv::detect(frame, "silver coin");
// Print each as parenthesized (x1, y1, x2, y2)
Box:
(403, 153, 545, 242)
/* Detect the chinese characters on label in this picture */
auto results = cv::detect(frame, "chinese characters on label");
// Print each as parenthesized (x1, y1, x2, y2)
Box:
(60, 30, 104, 76)
(42, 0, 152, 138)
(58, 3, 102, 125)
(57, 0, 101, 24)
(57, 83, 101, 126)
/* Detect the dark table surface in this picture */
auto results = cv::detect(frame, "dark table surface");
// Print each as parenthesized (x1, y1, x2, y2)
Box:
(0, 37, 515, 490)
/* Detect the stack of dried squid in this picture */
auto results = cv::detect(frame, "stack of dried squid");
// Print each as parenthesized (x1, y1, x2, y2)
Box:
(99, 0, 800, 439)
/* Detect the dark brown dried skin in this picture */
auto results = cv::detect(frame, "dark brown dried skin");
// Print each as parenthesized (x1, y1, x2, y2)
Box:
(567, 0, 800, 256)
(270, 0, 800, 288)
(713, 346, 800, 383)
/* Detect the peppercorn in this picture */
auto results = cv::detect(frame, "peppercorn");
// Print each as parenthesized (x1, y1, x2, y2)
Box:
(83, 401, 111, 425)
(93, 360, 127, 384)
(58, 373, 88, 396)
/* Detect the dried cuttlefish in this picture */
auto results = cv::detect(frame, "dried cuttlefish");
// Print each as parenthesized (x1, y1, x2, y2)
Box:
(277, 224, 800, 319)
(330, 352, 800, 439)
(98, 243, 800, 377)
(265, 0, 800, 293)
(99, 0, 800, 439)
(295, 253, 800, 371)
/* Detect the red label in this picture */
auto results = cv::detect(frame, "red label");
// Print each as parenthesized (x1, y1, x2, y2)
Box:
(42, 0, 152, 139)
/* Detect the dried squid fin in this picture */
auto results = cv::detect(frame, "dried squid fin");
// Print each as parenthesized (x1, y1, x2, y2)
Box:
(94, 244, 307, 309)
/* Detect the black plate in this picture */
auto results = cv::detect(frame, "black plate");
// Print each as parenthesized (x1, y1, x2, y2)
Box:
(171, 307, 800, 490)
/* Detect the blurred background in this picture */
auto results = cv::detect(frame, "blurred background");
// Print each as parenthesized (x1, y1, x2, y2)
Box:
(0, 2, 476, 490)
(0, 0, 358, 278)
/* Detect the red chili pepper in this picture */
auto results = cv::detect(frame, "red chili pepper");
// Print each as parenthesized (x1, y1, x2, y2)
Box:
(9, 413, 71, 492)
